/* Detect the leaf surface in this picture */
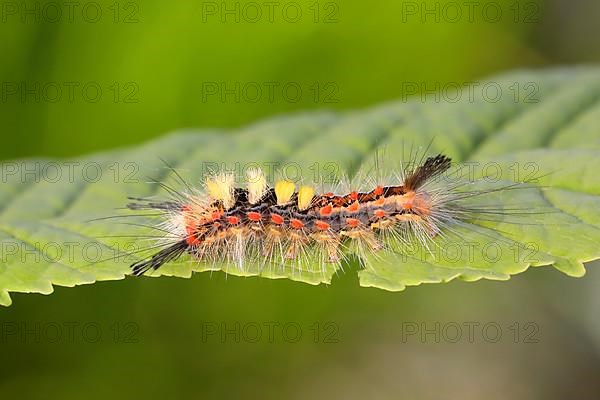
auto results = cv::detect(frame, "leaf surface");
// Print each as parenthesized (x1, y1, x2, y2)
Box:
(1, 67, 599, 305)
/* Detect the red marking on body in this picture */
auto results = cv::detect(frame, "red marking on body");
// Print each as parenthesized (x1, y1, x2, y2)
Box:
(247, 212, 262, 222)
(315, 220, 330, 231)
(290, 219, 304, 229)
(346, 218, 360, 228)
(270, 213, 284, 225)
(400, 191, 416, 210)
(211, 211, 223, 220)
(319, 204, 333, 216)
(346, 201, 359, 213)
(349, 191, 358, 201)
(374, 186, 384, 196)
(186, 234, 201, 246)
(324, 192, 334, 198)
(374, 209, 386, 218)
(183, 205, 202, 243)
(227, 216, 240, 225)
(185, 224, 196, 239)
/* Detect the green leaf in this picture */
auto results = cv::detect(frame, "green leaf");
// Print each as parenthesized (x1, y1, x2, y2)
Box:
(2, 66, 600, 306)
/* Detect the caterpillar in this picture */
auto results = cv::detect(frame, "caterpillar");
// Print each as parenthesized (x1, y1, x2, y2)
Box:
(124, 153, 534, 277)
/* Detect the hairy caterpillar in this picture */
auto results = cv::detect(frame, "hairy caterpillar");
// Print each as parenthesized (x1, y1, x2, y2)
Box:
(122, 152, 534, 278)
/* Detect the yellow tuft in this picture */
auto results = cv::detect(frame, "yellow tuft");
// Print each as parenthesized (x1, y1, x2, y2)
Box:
(274, 180, 295, 205)
(297, 185, 315, 211)
(246, 167, 267, 205)
(206, 172, 235, 209)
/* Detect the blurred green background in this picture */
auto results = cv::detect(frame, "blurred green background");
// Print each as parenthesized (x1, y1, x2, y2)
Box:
(1, 0, 599, 398)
